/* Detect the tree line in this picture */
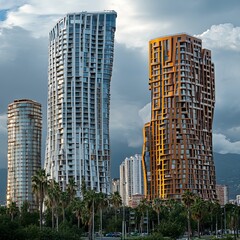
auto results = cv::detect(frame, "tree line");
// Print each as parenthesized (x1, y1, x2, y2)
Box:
(1, 169, 240, 240)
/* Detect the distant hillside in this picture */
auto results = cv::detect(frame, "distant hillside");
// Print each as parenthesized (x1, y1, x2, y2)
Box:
(0, 168, 7, 205)
(214, 152, 240, 199)
(0, 152, 239, 204)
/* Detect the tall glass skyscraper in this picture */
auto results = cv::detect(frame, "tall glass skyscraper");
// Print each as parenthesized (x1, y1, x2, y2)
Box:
(7, 99, 42, 210)
(143, 34, 216, 200)
(45, 11, 117, 194)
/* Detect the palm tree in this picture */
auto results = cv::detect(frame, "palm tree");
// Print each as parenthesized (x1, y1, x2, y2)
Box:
(21, 200, 30, 213)
(191, 197, 206, 238)
(182, 190, 196, 240)
(66, 177, 77, 202)
(60, 191, 70, 222)
(32, 169, 49, 229)
(47, 180, 61, 231)
(46, 180, 55, 229)
(7, 201, 18, 221)
(72, 197, 86, 229)
(109, 191, 122, 224)
(152, 198, 163, 225)
(0, 205, 7, 216)
(206, 200, 220, 235)
(137, 198, 149, 234)
(81, 178, 87, 196)
(83, 189, 99, 240)
(44, 196, 55, 229)
(96, 192, 109, 239)
(225, 203, 240, 239)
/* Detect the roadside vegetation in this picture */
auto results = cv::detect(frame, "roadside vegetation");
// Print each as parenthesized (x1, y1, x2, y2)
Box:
(1, 170, 240, 240)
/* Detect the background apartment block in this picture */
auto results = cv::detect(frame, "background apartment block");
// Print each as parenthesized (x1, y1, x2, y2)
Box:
(143, 34, 216, 200)
(44, 11, 117, 194)
(7, 99, 42, 210)
(216, 184, 229, 206)
(120, 154, 143, 206)
(111, 178, 120, 193)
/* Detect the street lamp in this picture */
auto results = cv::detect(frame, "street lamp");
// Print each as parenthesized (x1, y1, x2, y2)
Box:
(122, 182, 127, 240)
(122, 204, 126, 240)
(92, 198, 95, 240)
(224, 206, 226, 234)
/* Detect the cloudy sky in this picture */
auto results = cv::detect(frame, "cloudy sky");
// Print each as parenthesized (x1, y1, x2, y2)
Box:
(0, 0, 240, 177)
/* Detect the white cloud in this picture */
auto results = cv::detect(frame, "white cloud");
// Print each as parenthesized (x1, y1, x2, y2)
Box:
(0, 0, 170, 50)
(0, 0, 240, 169)
(0, 114, 7, 134)
(228, 126, 240, 134)
(213, 133, 240, 154)
(138, 102, 151, 124)
(0, 1, 111, 37)
(0, 0, 28, 9)
(110, 0, 171, 51)
(110, 101, 144, 148)
(197, 23, 240, 51)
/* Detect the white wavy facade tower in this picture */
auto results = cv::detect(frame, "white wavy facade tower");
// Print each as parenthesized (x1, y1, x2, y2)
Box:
(45, 11, 117, 194)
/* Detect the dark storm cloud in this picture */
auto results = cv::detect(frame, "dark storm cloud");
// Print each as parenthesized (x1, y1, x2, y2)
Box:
(0, 27, 48, 109)
(110, 43, 150, 149)
(0, 27, 48, 168)
(212, 49, 240, 138)
(111, 43, 149, 105)
(111, 139, 141, 178)
(1, 0, 240, 170)
(125, 0, 240, 37)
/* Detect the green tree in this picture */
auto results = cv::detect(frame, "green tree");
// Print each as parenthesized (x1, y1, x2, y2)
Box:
(137, 198, 149, 234)
(182, 190, 196, 240)
(7, 201, 18, 221)
(152, 198, 163, 226)
(83, 189, 99, 240)
(32, 169, 49, 229)
(60, 191, 70, 223)
(96, 192, 109, 238)
(205, 200, 220, 235)
(20, 200, 39, 227)
(72, 197, 86, 229)
(191, 197, 207, 238)
(66, 178, 77, 202)
(0, 205, 7, 216)
(225, 203, 240, 239)
(47, 180, 61, 231)
(45, 193, 55, 229)
(156, 199, 185, 239)
(109, 191, 122, 224)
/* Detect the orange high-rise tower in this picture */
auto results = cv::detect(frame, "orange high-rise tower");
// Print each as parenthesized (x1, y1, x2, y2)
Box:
(142, 34, 216, 200)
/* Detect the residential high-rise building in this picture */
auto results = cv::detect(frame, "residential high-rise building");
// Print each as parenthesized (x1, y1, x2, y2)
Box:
(216, 184, 229, 206)
(128, 194, 145, 208)
(111, 178, 120, 193)
(120, 154, 143, 206)
(142, 34, 216, 200)
(45, 11, 117, 194)
(236, 195, 240, 206)
(7, 99, 42, 210)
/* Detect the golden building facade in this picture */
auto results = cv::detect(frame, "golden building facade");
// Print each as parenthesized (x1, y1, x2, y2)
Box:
(142, 34, 216, 200)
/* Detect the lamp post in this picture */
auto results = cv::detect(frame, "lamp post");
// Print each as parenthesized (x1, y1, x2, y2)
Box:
(146, 208, 149, 235)
(122, 182, 127, 240)
(224, 206, 226, 234)
(122, 204, 126, 240)
(92, 199, 95, 240)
